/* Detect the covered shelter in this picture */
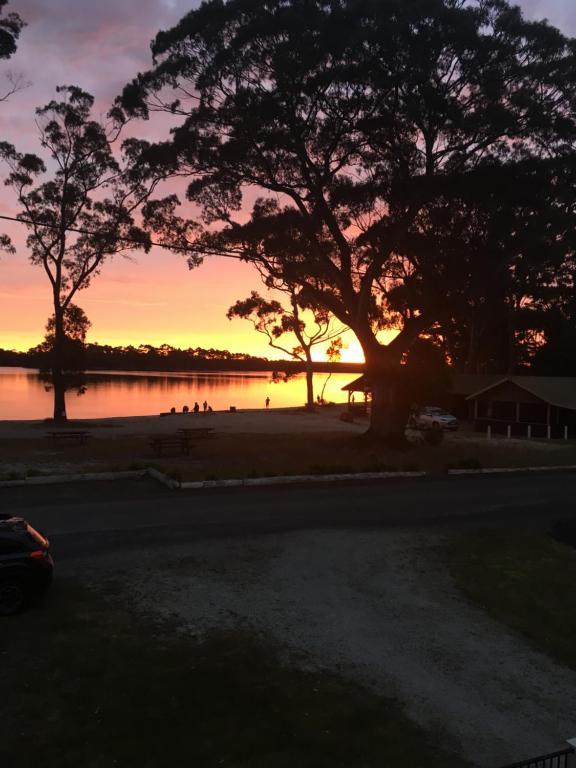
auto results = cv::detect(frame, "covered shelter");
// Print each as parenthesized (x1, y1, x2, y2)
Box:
(341, 375, 371, 413)
(466, 376, 576, 438)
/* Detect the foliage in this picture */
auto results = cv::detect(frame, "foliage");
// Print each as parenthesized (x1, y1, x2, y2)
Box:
(0, 341, 361, 372)
(117, 0, 576, 437)
(0, 0, 24, 61)
(408, 162, 576, 373)
(0, 0, 26, 250)
(228, 288, 344, 405)
(37, 305, 92, 396)
(41, 304, 92, 347)
(0, 85, 160, 419)
(403, 338, 450, 406)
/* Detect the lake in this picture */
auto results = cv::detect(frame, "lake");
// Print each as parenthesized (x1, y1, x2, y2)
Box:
(0, 367, 355, 420)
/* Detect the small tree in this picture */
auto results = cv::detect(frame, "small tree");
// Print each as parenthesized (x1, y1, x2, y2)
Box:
(227, 289, 344, 408)
(38, 304, 91, 399)
(1, 86, 153, 421)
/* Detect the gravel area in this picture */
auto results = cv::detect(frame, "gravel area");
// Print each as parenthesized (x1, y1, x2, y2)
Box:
(67, 528, 576, 767)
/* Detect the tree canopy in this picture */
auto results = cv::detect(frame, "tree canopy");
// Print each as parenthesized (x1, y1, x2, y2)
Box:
(117, 0, 576, 437)
(228, 288, 344, 405)
(1, 85, 155, 420)
(0, 0, 24, 60)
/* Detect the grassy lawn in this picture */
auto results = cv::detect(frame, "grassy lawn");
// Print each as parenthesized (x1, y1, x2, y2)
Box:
(0, 581, 468, 768)
(443, 530, 576, 671)
(3, 430, 576, 482)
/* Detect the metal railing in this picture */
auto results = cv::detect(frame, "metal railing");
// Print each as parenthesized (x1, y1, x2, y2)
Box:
(499, 748, 573, 768)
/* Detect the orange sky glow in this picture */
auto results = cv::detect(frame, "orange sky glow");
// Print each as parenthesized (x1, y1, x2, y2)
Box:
(0, 0, 572, 362)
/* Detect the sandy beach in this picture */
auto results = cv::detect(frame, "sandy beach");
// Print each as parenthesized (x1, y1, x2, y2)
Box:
(0, 404, 365, 440)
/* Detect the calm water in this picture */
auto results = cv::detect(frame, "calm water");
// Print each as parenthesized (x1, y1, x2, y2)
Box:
(0, 367, 354, 420)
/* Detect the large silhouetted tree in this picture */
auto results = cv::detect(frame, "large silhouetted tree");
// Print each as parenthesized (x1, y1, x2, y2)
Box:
(0, 0, 26, 253)
(227, 289, 344, 408)
(0, 86, 153, 421)
(394, 160, 576, 373)
(118, 0, 576, 440)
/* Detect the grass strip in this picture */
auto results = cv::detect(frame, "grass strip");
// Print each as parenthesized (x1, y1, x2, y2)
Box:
(443, 530, 576, 670)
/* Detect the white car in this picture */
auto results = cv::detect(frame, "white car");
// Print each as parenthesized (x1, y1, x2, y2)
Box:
(408, 406, 459, 431)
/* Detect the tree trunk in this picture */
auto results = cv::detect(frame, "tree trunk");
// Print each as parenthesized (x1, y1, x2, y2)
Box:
(320, 372, 332, 403)
(52, 309, 67, 422)
(506, 299, 516, 374)
(466, 313, 478, 373)
(304, 351, 314, 410)
(365, 348, 410, 444)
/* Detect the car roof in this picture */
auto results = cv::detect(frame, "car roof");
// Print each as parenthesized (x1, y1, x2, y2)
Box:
(0, 516, 29, 534)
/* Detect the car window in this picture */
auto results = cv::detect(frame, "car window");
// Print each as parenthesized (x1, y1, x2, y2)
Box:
(0, 537, 27, 555)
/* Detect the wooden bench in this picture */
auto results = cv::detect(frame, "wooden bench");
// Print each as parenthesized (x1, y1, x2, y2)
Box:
(46, 431, 92, 445)
(148, 435, 192, 457)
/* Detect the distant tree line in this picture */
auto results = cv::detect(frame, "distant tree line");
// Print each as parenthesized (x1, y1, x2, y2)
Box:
(0, 342, 363, 375)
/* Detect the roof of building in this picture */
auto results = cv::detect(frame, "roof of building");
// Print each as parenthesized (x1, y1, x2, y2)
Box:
(465, 376, 576, 411)
(341, 373, 502, 394)
(341, 374, 371, 392)
(450, 374, 504, 396)
(342, 372, 576, 411)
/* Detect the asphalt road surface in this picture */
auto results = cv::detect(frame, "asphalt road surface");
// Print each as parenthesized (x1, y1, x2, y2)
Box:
(4, 472, 576, 766)
(1, 471, 575, 559)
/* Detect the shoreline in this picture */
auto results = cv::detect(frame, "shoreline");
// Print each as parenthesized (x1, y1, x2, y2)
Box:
(0, 404, 363, 438)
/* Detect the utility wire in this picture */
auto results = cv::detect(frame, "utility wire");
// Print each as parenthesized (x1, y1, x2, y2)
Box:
(0, 212, 371, 279)
(0, 213, 245, 261)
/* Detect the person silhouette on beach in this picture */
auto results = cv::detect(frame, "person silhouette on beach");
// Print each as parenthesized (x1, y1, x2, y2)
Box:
(203, 400, 208, 412)
(193, 402, 200, 413)
(265, 397, 270, 408)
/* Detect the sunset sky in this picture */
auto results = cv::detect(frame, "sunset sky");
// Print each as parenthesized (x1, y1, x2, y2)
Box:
(1, 0, 574, 360)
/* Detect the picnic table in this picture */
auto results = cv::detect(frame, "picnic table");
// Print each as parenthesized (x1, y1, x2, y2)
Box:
(148, 434, 192, 457)
(46, 430, 92, 445)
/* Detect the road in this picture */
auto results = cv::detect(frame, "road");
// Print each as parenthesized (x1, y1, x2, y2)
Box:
(3, 472, 576, 766)
(1, 471, 575, 558)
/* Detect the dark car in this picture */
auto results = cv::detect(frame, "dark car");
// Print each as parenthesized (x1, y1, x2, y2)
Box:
(0, 513, 53, 616)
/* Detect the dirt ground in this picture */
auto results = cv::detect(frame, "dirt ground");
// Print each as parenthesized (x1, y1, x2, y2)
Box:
(0, 405, 363, 439)
(68, 528, 576, 768)
(2, 406, 576, 482)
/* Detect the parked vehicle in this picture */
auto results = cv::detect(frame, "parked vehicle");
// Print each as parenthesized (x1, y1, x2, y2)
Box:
(0, 514, 53, 616)
(408, 406, 459, 431)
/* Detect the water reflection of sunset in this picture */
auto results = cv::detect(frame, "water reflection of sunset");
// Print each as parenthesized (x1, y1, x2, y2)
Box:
(0, 369, 356, 420)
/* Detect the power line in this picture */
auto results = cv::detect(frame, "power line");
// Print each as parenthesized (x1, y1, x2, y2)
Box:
(0, 211, 371, 279)
(0, 213, 246, 261)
